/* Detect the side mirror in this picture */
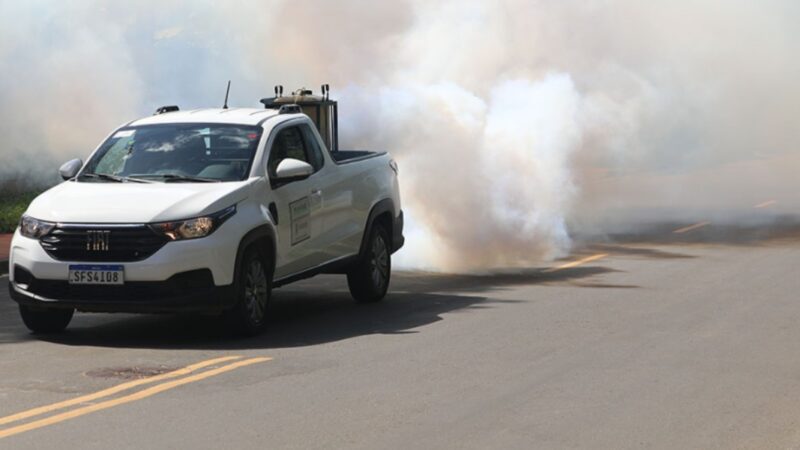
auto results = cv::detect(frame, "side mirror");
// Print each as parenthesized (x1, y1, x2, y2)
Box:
(59, 158, 83, 180)
(274, 158, 313, 182)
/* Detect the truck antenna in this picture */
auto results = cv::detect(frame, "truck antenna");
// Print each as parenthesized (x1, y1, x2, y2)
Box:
(223, 80, 231, 109)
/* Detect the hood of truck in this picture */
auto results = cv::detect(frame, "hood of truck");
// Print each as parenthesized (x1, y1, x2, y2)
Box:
(25, 180, 254, 223)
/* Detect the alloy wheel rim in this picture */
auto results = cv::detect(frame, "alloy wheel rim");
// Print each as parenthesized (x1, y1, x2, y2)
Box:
(370, 235, 389, 289)
(244, 259, 268, 324)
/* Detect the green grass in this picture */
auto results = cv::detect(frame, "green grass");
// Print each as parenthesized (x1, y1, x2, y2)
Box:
(0, 191, 41, 233)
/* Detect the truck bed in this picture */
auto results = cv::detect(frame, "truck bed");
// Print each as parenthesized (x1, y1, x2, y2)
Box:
(330, 150, 385, 164)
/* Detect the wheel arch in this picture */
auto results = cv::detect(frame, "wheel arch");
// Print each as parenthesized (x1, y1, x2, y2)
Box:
(358, 198, 396, 260)
(232, 225, 277, 294)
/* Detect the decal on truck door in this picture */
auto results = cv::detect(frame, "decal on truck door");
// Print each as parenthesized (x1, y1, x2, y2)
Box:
(289, 197, 311, 245)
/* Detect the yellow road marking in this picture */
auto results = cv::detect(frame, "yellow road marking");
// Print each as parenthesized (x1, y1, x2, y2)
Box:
(754, 200, 778, 209)
(0, 357, 270, 440)
(544, 253, 608, 273)
(0, 356, 242, 427)
(673, 221, 710, 234)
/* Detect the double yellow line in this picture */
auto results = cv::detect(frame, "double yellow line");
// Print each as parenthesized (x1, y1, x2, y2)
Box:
(0, 355, 270, 440)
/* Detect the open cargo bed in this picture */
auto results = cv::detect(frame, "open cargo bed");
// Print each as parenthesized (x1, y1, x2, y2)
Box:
(330, 150, 384, 163)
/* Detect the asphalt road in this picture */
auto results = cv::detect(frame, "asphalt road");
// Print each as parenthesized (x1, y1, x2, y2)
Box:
(1, 223, 800, 449)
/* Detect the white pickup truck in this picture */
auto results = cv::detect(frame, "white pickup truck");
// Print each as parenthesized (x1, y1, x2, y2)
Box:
(8, 87, 404, 335)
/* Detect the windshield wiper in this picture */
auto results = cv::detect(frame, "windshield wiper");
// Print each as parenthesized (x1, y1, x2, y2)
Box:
(80, 173, 152, 183)
(125, 173, 223, 183)
(157, 174, 221, 183)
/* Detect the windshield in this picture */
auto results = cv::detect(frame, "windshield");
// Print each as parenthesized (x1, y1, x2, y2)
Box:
(80, 123, 263, 182)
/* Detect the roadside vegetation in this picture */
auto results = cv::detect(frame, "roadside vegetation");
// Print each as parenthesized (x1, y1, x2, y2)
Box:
(0, 179, 45, 233)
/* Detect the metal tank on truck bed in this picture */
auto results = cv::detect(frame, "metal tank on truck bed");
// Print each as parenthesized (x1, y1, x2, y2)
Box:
(261, 85, 377, 163)
(261, 85, 339, 152)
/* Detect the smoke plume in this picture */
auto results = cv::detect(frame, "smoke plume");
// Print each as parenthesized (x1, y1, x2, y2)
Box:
(1, 1, 798, 271)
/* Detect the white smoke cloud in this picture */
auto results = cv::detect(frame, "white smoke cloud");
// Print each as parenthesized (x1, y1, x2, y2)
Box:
(0, 0, 798, 271)
(0, 1, 145, 183)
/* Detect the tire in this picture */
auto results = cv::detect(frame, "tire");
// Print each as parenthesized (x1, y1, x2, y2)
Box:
(224, 246, 272, 336)
(19, 305, 74, 333)
(347, 225, 391, 303)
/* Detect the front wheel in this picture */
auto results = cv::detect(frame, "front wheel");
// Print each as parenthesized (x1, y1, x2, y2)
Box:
(347, 225, 391, 303)
(19, 305, 74, 333)
(224, 246, 272, 336)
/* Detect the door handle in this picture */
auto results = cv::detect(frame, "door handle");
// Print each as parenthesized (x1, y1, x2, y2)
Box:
(311, 189, 322, 195)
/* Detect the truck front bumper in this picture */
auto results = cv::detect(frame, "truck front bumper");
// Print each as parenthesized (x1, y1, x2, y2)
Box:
(8, 230, 237, 314)
(9, 266, 235, 313)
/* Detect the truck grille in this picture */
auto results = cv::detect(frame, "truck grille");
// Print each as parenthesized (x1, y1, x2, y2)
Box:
(40, 225, 170, 262)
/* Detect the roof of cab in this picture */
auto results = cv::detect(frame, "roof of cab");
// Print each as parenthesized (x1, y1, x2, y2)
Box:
(128, 108, 283, 127)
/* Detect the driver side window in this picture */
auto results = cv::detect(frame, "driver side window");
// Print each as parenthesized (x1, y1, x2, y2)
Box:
(267, 126, 309, 178)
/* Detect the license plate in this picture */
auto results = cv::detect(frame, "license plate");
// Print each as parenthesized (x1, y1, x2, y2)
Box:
(68, 265, 124, 285)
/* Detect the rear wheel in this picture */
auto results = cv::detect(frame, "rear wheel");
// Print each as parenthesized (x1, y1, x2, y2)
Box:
(19, 305, 73, 333)
(225, 246, 272, 336)
(347, 225, 391, 303)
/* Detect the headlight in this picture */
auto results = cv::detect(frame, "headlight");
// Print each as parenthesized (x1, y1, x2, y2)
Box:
(19, 215, 55, 239)
(149, 205, 236, 241)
